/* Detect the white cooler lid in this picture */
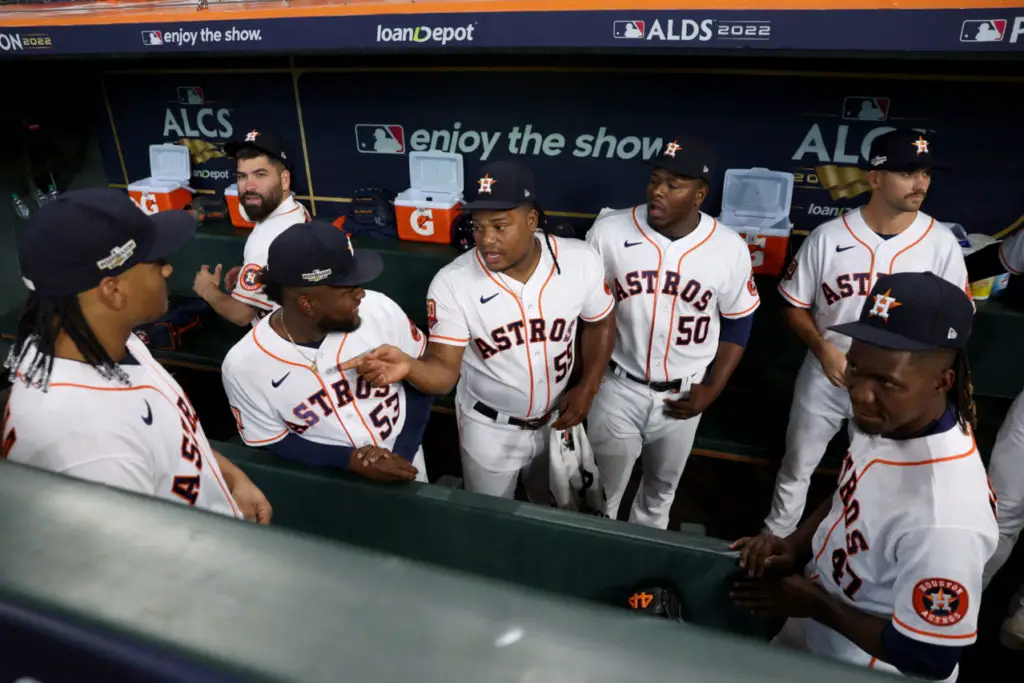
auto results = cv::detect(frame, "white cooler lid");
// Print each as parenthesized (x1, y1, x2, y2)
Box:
(149, 143, 191, 183)
(721, 167, 794, 221)
(408, 151, 464, 196)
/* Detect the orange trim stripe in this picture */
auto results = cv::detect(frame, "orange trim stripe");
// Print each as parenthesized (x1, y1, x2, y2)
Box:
(662, 220, 717, 382)
(231, 290, 274, 309)
(842, 212, 876, 284)
(631, 207, 664, 382)
(581, 298, 614, 322)
(240, 428, 290, 446)
(335, 334, 380, 447)
(892, 615, 977, 640)
(534, 237, 559, 413)
(778, 284, 811, 308)
(428, 334, 470, 344)
(887, 217, 933, 273)
(720, 298, 760, 318)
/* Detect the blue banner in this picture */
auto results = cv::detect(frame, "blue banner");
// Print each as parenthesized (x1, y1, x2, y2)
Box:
(4, 9, 1024, 57)
(98, 68, 1024, 237)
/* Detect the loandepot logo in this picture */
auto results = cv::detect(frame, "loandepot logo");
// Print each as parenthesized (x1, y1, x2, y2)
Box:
(376, 23, 477, 46)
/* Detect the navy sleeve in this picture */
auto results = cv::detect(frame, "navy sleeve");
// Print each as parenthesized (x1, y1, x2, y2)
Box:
(391, 382, 434, 461)
(719, 313, 754, 347)
(267, 434, 354, 470)
(880, 622, 961, 680)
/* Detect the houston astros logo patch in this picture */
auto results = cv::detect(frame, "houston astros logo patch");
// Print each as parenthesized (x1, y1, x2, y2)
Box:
(239, 264, 262, 292)
(912, 577, 969, 627)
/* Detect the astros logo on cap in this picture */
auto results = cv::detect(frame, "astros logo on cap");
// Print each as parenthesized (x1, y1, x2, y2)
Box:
(478, 173, 496, 194)
(912, 136, 930, 155)
(663, 140, 681, 158)
(868, 289, 902, 320)
(244, 129, 261, 143)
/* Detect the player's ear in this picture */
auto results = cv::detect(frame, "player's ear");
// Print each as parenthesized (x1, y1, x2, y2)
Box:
(866, 170, 883, 191)
(296, 292, 316, 316)
(94, 275, 128, 312)
(936, 367, 955, 394)
(693, 180, 708, 207)
(280, 167, 292, 194)
(527, 207, 538, 232)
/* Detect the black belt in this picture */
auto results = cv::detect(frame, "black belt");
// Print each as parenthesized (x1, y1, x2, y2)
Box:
(473, 402, 552, 430)
(609, 360, 682, 393)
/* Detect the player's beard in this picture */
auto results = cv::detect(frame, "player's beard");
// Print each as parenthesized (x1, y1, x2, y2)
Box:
(242, 184, 285, 222)
(319, 314, 361, 334)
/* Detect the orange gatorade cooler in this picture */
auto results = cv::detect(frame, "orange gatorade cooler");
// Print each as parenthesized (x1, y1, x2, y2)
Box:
(224, 183, 257, 229)
(394, 151, 464, 245)
(718, 167, 795, 277)
(128, 143, 193, 216)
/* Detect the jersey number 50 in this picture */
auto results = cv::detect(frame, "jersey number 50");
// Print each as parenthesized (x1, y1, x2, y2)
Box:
(675, 315, 711, 346)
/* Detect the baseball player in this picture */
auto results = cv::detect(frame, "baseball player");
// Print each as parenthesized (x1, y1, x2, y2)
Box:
(979, 228, 1024, 648)
(732, 272, 997, 683)
(2, 189, 271, 523)
(342, 160, 616, 499)
(193, 129, 310, 327)
(764, 128, 972, 538)
(584, 137, 760, 528)
(221, 221, 430, 483)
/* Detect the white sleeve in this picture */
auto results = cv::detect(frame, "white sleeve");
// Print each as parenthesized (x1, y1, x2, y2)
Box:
(231, 261, 275, 311)
(382, 297, 428, 358)
(62, 454, 155, 495)
(999, 231, 1024, 275)
(580, 247, 615, 322)
(425, 271, 470, 348)
(221, 362, 289, 446)
(719, 242, 761, 319)
(778, 232, 821, 309)
(890, 526, 991, 646)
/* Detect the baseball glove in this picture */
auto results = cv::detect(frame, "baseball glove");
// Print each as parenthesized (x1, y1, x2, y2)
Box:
(346, 187, 397, 236)
(623, 583, 688, 623)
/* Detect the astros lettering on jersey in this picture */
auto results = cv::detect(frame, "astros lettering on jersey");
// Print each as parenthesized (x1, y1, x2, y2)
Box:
(232, 194, 311, 314)
(222, 291, 427, 451)
(780, 208, 971, 353)
(426, 234, 614, 419)
(792, 418, 997, 681)
(585, 205, 760, 382)
(3, 335, 242, 519)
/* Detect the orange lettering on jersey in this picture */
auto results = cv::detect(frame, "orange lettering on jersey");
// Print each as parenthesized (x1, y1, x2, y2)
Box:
(912, 578, 969, 627)
(628, 592, 654, 609)
(783, 259, 798, 282)
(1, 404, 16, 459)
(426, 299, 438, 330)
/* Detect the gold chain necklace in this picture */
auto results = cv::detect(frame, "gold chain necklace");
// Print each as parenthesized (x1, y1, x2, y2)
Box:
(277, 310, 318, 373)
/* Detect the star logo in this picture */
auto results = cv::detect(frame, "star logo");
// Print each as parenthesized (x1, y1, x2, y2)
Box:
(868, 289, 902, 320)
(664, 140, 681, 158)
(912, 136, 930, 155)
(478, 173, 496, 194)
(244, 129, 261, 143)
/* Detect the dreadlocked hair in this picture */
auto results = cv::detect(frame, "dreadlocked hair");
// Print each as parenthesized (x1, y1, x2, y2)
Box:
(4, 292, 130, 391)
(534, 202, 562, 275)
(951, 348, 977, 432)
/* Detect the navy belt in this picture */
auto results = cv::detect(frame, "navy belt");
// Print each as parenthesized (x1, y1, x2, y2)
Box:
(473, 402, 552, 430)
(609, 360, 682, 393)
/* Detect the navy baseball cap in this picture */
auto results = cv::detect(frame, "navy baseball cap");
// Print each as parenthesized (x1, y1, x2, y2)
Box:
(224, 128, 290, 165)
(866, 129, 944, 172)
(647, 137, 715, 182)
(265, 220, 383, 288)
(18, 188, 196, 297)
(829, 272, 973, 351)
(461, 160, 536, 212)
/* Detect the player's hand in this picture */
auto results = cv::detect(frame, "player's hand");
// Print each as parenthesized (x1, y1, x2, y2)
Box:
(340, 344, 412, 387)
(223, 265, 242, 291)
(730, 532, 797, 578)
(193, 264, 224, 298)
(349, 445, 418, 483)
(815, 342, 848, 388)
(663, 383, 720, 420)
(551, 384, 597, 430)
(730, 574, 825, 619)
(230, 475, 273, 525)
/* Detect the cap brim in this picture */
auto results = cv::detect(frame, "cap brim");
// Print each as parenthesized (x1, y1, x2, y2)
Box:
(644, 157, 709, 180)
(828, 321, 936, 351)
(224, 140, 284, 163)
(325, 250, 384, 287)
(460, 199, 523, 212)
(145, 210, 197, 262)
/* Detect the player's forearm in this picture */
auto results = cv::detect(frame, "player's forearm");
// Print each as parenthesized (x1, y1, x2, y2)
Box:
(213, 451, 249, 489)
(809, 590, 888, 661)
(786, 495, 832, 564)
(576, 311, 616, 393)
(198, 288, 259, 327)
(782, 306, 827, 357)
(405, 355, 460, 396)
(703, 341, 745, 394)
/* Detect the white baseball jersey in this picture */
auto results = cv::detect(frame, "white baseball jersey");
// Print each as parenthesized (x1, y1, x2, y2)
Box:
(222, 291, 427, 450)
(999, 230, 1024, 275)
(231, 194, 311, 313)
(427, 235, 614, 419)
(2, 335, 241, 519)
(585, 206, 760, 383)
(780, 208, 971, 354)
(798, 416, 997, 678)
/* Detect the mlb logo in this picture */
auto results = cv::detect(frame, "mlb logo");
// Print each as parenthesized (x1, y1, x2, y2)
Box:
(613, 21, 645, 39)
(960, 19, 1006, 42)
(841, 96, 890, 122)
(354, 124, 405, 155)
(177, 87, 205, 105)
(141, 30, 164, 46)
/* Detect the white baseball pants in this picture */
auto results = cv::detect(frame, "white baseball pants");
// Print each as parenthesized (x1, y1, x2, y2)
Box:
(984, 390, 1024, 620)
(454, 400, 550, 501)
(764, 352, 852, 538)
(586, 369, 703, 529)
